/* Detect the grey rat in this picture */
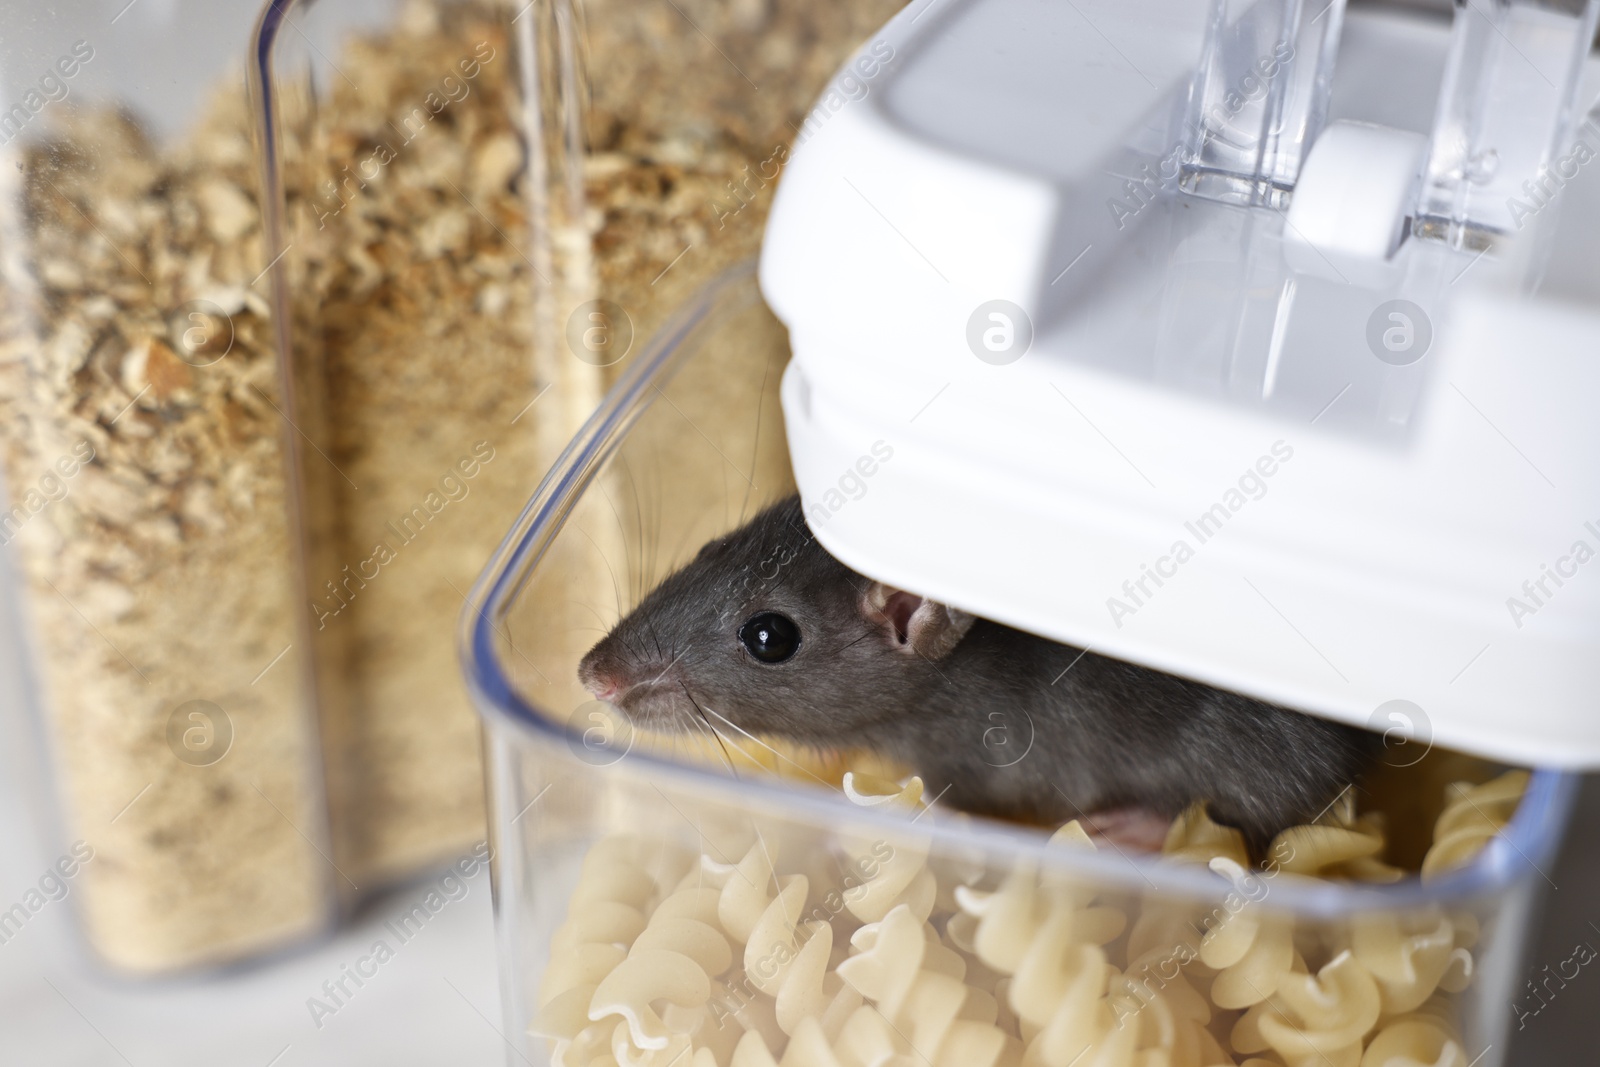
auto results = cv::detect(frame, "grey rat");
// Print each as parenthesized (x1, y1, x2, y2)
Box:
(579, 495, 1379, 850)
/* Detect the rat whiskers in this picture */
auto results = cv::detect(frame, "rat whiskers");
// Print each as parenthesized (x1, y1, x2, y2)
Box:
(681, 681, 738, 777)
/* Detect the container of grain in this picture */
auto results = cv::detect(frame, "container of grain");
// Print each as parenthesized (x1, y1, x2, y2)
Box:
(252, 0, 914, 891)
(0, 0, 335, 972)
(462, 265, 1578, 1067)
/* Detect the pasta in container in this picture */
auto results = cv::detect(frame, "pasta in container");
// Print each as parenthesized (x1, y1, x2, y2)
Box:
(460, 268, 1575, 1067)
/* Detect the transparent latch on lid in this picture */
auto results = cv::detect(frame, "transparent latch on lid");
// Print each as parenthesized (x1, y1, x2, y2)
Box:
(1186, 0, 1599, 255)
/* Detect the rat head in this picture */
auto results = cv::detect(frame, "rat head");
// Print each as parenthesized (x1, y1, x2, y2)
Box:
(577, 495, 975, 746)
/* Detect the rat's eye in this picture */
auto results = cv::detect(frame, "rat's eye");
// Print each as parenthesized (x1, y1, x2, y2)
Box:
(739, 612, 801, 664)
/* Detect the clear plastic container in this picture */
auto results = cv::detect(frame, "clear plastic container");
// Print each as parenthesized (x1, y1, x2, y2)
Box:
(253, 0, 564, 895)
(462, 265, 1579, 1067)
(0, 0, 334, 973)
(251, 0, 913, 889)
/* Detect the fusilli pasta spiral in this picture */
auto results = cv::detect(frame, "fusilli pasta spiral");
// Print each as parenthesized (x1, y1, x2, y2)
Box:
(1268, 793, 1402, 884)
(1232, 950, 1380, 1067)
(1350, 911, 1460, 1015)
(1420, 771, 1528, 879)
(836, 903, 1021, 1067)
(1360, 1013, 1469, 1067)
(1163, 805, 1250, 868)
(837, 773, 937, 924)
(1199, 904, 1296, 1010)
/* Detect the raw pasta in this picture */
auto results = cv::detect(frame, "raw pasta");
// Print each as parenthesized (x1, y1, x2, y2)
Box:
(1420, 771, 1529, 879)
(1361, 1014, 1469, 1067)
(1200, 905, 1296, 1010)
(535, 836, 691, 1067)
(1232, 950, 1381, 1067)
(837, 773, 938, 924)
(1164, 792, 1403, 884)
(1268, 796, 1403, 884)
(1350, 911, 1463, 1014)
(531, 769, 1529, 1067)
(1162, 806, 1250, 868)
(833, 904, 1019, 1067)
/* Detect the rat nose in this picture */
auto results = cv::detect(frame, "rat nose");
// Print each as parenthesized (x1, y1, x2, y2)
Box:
(581, 664, 629, 702)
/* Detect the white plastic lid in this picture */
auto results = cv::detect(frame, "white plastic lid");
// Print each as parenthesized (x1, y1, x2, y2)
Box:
(760, 0, 1600, 768)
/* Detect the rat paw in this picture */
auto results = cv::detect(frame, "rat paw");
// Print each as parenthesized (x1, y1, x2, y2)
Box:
(1078, 807, 1172, 853)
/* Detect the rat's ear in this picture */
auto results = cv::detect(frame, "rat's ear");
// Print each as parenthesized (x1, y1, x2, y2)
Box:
(860, 582, 975, 660)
